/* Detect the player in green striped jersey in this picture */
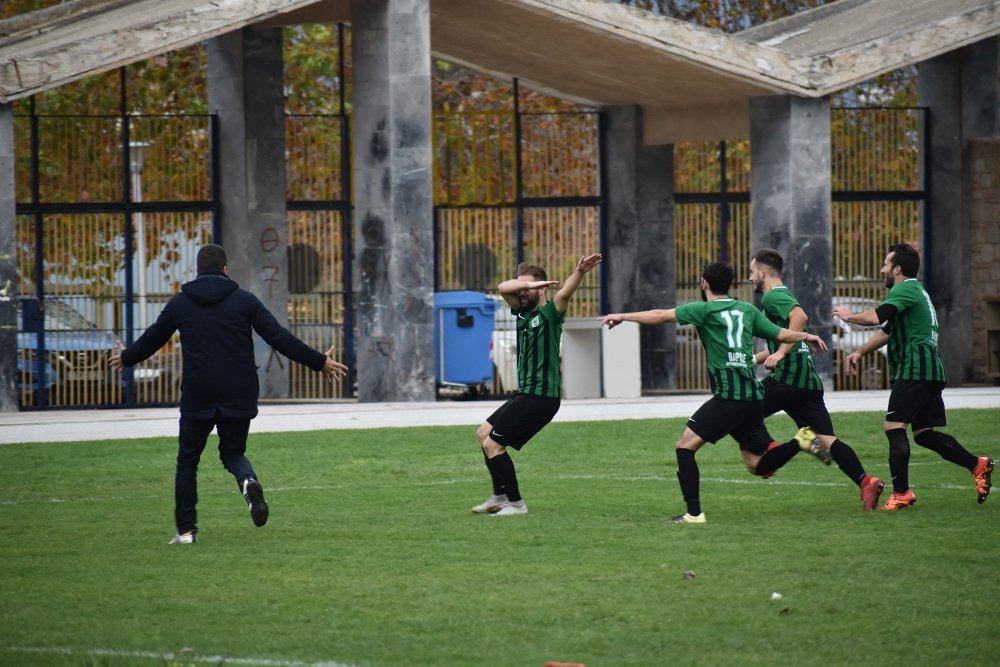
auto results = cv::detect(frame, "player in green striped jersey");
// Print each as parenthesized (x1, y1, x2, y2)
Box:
(471, 253, 603, 517)
(832, 243, 994, 510)
(601, 262, 829, 524)
(749, 248, 884, 511)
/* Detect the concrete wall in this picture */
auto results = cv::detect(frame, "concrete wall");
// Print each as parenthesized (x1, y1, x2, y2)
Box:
(749, 95, 833, 383)
(602, 106, 675, 390)
(207, 27, 291, 398)
(970, 137, 1000, 385)
(351, 0, 435, 402)
(919, 37, 998, 384)
(0, 104, 14, 411)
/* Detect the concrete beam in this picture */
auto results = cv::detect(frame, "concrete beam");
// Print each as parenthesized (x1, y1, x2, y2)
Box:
(0, 0, 326, 103)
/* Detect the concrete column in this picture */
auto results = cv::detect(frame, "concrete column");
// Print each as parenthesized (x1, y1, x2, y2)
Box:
(207, 28, 290, 398)
(920, 38, 999, 384)
(602, 106, 675, 390)
(350, 0, 435, 402)
(0, 104, 16, 411)
(750, 95, 833, 383)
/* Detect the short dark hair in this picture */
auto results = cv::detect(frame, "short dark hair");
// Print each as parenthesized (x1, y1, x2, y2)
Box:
(888, 243, 920, 277)
(515, 261, 547, 281)
(197, 244, 227, 273)
(751, 248, 783, 275)
(702, 262, 734, 294)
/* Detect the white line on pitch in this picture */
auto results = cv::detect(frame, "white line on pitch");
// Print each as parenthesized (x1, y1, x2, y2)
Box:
(2, 645, 363, 667)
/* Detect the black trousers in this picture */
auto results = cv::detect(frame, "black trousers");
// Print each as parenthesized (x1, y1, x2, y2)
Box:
(175, 411, 254, 534)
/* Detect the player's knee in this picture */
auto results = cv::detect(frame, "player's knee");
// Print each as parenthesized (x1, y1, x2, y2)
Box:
(476, 422, 492, 444)
(482, 439, 505, 458)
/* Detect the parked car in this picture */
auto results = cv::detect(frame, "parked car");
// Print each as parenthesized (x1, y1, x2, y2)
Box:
(17, 297, 168, 395)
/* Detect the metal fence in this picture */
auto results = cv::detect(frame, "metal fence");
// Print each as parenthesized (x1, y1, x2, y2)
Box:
(14, 100, 924, 408)
(673, 108, 925, 392)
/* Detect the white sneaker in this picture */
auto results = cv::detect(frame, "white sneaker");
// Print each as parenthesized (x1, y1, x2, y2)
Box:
(492, 500, 528, 516)
(471, 493, 508, 513)
(168, 531, 197, 544)
(669, 513, 706, 525)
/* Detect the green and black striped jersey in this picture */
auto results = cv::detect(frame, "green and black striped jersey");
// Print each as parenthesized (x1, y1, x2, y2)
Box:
(760, 286, 823, 391)
(676, 298, 782, 401)
(882, 278, 947, 382)
(515, 300, 564, 398)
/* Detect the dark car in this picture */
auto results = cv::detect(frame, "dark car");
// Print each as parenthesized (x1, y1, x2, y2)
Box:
(17, 297, 168, 394)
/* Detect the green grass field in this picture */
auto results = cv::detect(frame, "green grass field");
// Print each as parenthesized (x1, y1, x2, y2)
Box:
(1, 409, 997, 667)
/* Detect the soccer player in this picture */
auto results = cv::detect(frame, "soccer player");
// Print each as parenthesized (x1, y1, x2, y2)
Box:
(749, 248, 885, 510)
(109, 244, 348, 543)
(832, 243, 994, 510)
(600, 262, 829, 524)
(470, 253, 602, 516)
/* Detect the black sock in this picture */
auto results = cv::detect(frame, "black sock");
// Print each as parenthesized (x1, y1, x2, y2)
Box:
(885, 428, 910, 493)
(830, 439, 867, 486)
(485, 452, 521, 502)
(755, 440, 799, 477)
(675, 449, 701, 516)
(483, 449, 502, 495)
(913, 430, 979, 470)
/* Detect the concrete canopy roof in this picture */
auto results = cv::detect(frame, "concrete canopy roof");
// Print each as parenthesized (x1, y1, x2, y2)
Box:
(0, 0, 997, 142)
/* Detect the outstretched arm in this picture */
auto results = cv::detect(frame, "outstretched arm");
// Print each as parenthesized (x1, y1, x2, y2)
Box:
(832, 305, 882, 327)
(600, 309, 677, 328)
(775, 326, 828, 353)
(108, 305, 177, 370)
(553, 253, 602, 313)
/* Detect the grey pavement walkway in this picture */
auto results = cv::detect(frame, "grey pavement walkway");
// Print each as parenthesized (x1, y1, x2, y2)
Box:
(1, 386, 998, 444)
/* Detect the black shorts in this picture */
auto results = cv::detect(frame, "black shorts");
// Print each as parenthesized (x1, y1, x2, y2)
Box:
(886, 380, 947, 428)
(761, 377, 835, 436)
(687, 396, 773, 455)
(486, 393, 561, 450)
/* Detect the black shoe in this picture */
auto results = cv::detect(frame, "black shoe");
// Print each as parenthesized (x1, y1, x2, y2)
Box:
(242, 478, 269, 527)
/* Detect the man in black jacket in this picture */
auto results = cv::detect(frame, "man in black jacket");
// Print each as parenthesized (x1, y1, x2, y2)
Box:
(110, 244, 347, 544)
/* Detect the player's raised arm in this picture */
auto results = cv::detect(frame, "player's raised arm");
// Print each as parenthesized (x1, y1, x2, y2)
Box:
(553, 253, 602, 313)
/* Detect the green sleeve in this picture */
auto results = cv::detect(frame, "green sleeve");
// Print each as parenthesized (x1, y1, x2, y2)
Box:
(883, 282, 919, 311)
(750, 307, 783, 340)
(675, 302, 702, 326)
(762, 290, 795, 320)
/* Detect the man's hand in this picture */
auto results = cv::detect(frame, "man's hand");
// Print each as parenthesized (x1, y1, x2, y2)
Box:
(599, 314, 625, 329)
(842, 350, 862, 376)
(831, 306, 854, 323)
(803, 334, 828, 353)
(322, 345, 349, 382)
(763, 351, 786, 370)
(108, 341, 126, 371)
(576, 253, 603, 274)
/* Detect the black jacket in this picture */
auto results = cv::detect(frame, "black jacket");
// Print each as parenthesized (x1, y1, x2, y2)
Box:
(122, 272, 326, 418)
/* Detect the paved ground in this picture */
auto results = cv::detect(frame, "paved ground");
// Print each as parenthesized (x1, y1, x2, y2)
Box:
(1, 386, 998, 444)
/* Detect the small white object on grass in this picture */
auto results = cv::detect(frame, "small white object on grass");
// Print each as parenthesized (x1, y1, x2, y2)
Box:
(771, 592, 783, 600)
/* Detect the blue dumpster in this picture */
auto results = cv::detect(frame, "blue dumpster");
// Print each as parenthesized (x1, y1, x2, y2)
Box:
(433, 291, 497, 386)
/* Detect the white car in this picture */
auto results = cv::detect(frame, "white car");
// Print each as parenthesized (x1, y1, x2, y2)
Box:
(489, 296, 518, 392)
(830, 296, 890, 390)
